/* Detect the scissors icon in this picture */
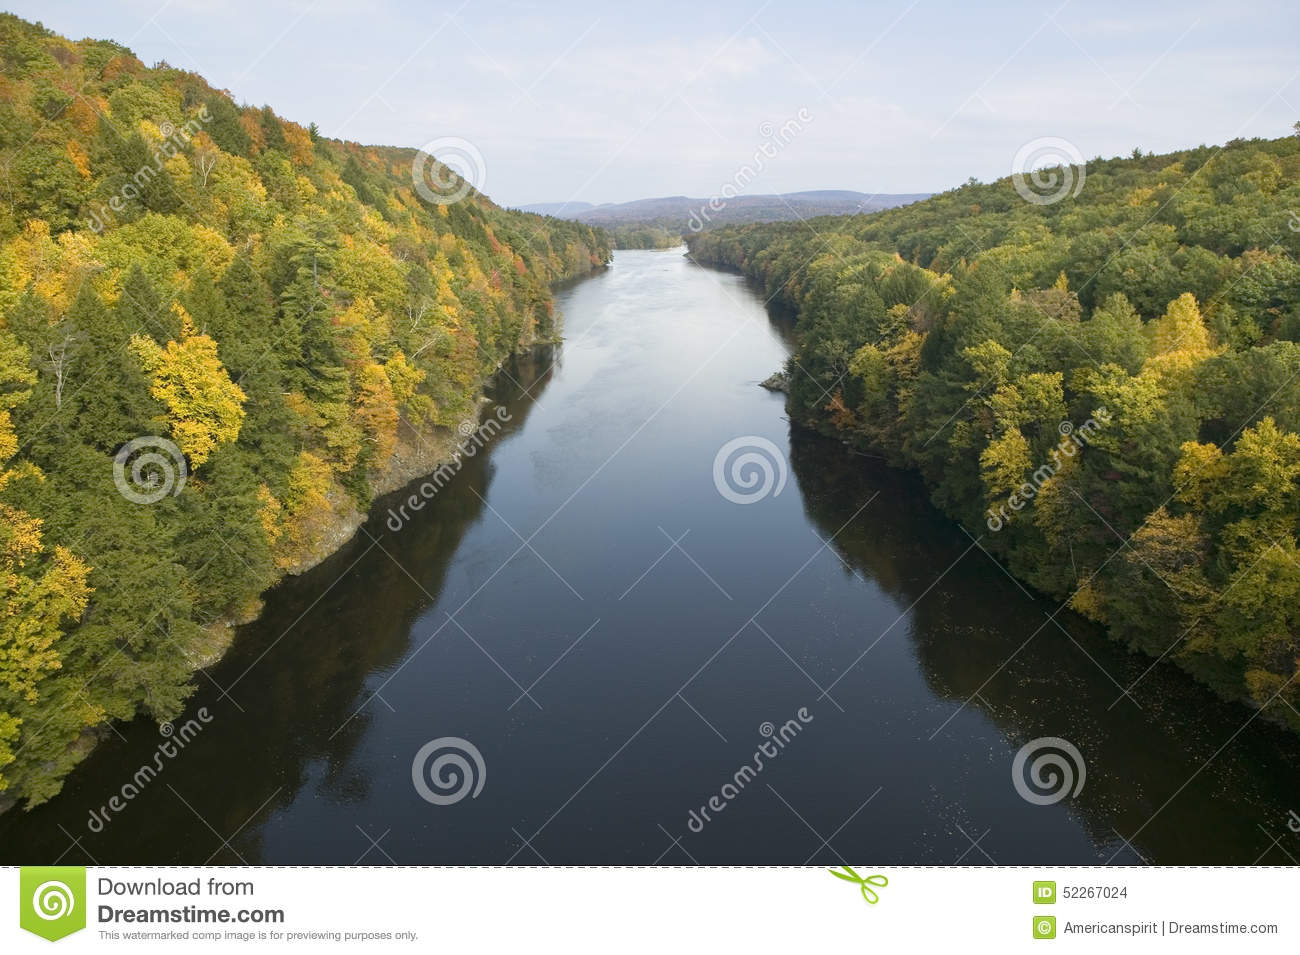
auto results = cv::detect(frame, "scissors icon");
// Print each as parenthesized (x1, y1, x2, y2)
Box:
(828, 865, 888, 904)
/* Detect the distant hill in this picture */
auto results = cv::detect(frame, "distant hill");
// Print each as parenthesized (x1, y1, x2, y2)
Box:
(518, 191, 931, 247)
(520, 191, 930, 230)
(513, 200, 597, 217)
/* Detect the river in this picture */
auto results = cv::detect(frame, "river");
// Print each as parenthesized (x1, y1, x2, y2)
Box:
(3, 248, 1298, 865)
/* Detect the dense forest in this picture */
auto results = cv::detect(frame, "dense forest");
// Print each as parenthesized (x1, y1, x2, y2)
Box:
(606, 224, 682, 250)
(688, 132, 1300, 733)
(0, 14, 608, 809)
(537, 192, 933, 249)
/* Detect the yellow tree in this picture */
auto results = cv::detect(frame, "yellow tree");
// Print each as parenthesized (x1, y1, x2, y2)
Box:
(980, 429, 1032, 502)
(273, 451, 342, 570)
(1143, 293, 1217, 380)
(352, 361, 399, 466)
(130, 304, 246, 467)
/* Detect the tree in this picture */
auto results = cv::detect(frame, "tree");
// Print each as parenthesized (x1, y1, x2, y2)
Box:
(129, 305, 246, 467)
(1080, 293, 1148, 374)
(1144, 292, 1216, 380)
(1170, 419, 1300, 724)
(58, 283, 160, 454)
(117, 262, 176, 343)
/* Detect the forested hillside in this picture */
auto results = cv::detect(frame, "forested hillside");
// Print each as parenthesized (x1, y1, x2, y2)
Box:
(0, 14, 608, 808)
(688, 133, 1300, 732)
(526, 191, 930, 249)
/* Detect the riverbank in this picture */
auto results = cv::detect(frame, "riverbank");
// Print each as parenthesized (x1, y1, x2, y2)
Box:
(0, 259, 608, 818)
(5, 249, 1296, 865)
(686, 226, 1300, 738)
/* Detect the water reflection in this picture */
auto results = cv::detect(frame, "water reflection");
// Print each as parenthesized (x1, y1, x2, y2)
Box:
(2, 250, 1297, 866)
(790, 430, 1300, 864)
(0, 349, 556, 864)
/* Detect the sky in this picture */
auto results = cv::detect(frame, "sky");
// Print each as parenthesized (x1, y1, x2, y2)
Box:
(13, 0, 1300, 208)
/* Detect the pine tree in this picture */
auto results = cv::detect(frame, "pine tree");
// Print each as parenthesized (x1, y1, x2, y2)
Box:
(61, 284, 161, 454)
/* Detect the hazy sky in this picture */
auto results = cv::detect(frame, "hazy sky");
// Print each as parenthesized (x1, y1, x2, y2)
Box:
(15, 1, 1300, 207)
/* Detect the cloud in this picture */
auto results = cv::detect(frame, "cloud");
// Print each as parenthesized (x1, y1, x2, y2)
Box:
(9, 0, 1297, 206)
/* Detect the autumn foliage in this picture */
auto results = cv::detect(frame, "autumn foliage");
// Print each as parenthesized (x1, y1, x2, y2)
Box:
(0, 14, 609, 807)
(689, 132, 1300, 733)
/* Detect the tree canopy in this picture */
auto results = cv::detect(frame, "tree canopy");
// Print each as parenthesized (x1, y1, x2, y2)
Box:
(688, 129, 1300, 733)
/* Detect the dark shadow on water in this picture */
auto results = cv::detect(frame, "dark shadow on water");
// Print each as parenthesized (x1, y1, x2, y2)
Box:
(3, 251, 1297, 866)
(0, 349, 557, 864)
(789, 427, 1300, 865)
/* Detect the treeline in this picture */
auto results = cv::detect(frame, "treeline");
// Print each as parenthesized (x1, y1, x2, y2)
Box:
(688, 132, 1300, 732)
(0, 14, 609, 808)
(607, 224, 682, 249)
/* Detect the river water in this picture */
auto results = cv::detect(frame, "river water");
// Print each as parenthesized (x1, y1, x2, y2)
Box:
(3, 248, 1298, 865)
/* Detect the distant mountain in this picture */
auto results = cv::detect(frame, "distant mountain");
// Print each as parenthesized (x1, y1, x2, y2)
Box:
(520, 191, 931, 236)
(515, 200, 597, 217)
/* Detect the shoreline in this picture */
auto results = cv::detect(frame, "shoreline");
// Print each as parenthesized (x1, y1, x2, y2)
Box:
(689, 253, 1293, 737)
(0, 267, 605, 818)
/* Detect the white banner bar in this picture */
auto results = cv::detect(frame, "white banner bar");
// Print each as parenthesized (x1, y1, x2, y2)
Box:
(3, 866, 1296, 952)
